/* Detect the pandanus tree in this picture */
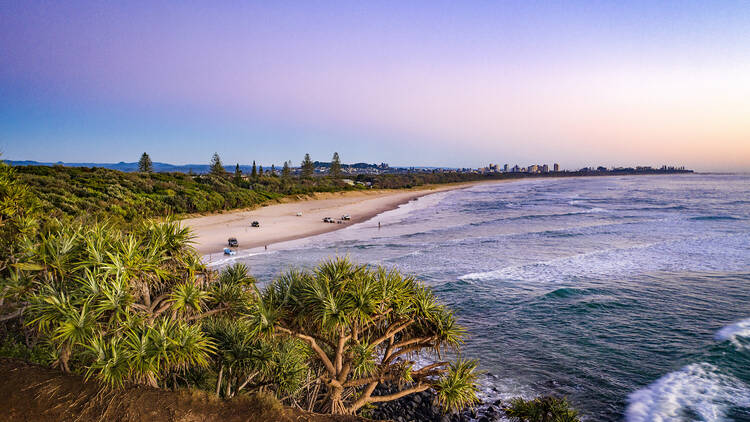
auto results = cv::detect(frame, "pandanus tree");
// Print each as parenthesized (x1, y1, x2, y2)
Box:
(20, 219, 238, 387)
(249, 257, 480, 414)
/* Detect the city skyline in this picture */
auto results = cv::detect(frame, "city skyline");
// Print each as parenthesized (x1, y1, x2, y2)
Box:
(2, 1, 749, 172)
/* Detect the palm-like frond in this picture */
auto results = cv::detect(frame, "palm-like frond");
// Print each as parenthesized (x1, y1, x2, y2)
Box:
(172, 322, 214, 369)
(220, 263, 255, 287)
(85, 336, 130, 387)
(170, 281, 210, 316)
(51, 300, 99, 346)
(434, 359, 480, 412)
(95, 274, 133, 321)
(27, 284, 74, 333)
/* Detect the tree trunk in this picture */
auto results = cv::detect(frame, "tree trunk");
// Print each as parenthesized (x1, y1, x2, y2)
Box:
(58, 344, 71, 373)
(325, 385, 348, 415)
(216, 366, 224, 396)
(146, 373, 159, 388)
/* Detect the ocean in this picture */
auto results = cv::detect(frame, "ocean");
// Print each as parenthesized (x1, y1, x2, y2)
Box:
(229, 174, 750, 421)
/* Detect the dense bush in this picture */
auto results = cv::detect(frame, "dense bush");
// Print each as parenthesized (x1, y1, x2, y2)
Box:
(505, 396, 581, 422)
(0, 217, 479, 414)
(14, 166, 294, 224)
(12, 165, 517, 224)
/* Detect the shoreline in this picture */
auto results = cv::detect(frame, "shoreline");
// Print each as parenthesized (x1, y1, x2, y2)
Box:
(182, 180, 506, 257)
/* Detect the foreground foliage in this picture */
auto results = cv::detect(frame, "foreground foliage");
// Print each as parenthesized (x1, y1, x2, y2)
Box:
(252, 258, 480, 414)
(505, 396, 581, 422)
(1, 160, 480, 415)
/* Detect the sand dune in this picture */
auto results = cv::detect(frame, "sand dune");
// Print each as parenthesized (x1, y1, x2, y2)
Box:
(182, 181, 500, 258)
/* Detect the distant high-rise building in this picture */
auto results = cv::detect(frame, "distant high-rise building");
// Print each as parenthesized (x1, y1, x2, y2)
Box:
(554, 163, 560, 172)
(542, 164, 549, 173)
(529, 164, 539, 173)
(503, 164, 509, 172)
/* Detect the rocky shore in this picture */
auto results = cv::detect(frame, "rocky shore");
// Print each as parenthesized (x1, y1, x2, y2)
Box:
(371, 385, 507, 422)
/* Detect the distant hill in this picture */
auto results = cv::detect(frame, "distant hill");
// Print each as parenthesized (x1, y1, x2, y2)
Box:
(4, 160, 258, 174)
(4, 160, 396, 173)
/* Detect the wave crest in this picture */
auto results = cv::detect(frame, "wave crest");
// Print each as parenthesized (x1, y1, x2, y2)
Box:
(625, 363, 750, 422)
(715, 318, 750, 350)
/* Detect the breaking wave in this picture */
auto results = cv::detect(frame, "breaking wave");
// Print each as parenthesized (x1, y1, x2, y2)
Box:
(625, 363, 750, 422)
(715, 318, 750, 350)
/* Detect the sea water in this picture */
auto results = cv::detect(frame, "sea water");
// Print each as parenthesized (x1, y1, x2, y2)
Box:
(233, 174, 750, 421)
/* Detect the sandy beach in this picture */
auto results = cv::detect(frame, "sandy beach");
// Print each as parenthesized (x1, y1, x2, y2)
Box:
(182, 181, 503, 256)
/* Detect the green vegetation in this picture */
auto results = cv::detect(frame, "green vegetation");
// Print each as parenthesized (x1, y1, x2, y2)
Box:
(252, 257, 480, 414)
(210, 152, 225, 176)
(9, 153, 509, 225)
(505, 396, 581, 422)
(329, 152, 341, 177)
(138, 152, 153, 173)
(301, 153, 314, 178)
(11, 164, 371, 225)
(0, 159, 480, 416)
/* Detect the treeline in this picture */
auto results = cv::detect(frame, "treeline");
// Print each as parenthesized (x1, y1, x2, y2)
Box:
(10, 151, 484, 224)
(13, 164, 353, 225)
(12, 150, 689, 225)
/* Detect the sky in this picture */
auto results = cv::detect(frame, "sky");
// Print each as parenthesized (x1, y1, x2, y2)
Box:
(1, 1, 749, 171)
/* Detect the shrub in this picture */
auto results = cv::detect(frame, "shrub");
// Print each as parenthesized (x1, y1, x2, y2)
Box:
(505, 396, 581, 422)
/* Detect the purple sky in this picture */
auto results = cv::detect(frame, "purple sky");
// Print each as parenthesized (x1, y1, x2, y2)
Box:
(1, 1, 749, 170)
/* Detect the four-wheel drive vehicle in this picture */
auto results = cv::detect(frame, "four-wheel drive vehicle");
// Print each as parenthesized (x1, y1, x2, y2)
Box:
(251, 221, 260, 227)
(223, 248, 236, 255)
(322, 217, 334, 223)
(341, 214, 351, 220)
(228, 238, 238, 247)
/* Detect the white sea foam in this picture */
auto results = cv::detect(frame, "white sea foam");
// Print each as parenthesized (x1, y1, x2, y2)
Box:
(458, 232, 750, 283)
(715, 318, 750, 349)
(625, 363, 750, 422)
(204, 250, 277, 267)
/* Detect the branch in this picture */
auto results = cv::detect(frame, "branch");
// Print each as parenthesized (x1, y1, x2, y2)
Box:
(348, 380, 380, 413)
(345, 362, 448, 389)
(276, 326, 336, 376)
(185, 306, 230, 321)
(148, 294, 170, 312)
(366, 383, 431, 403)
(359, 309, 392, 332)
(413, 361, 449, 375)
(345, 373, 399, 388)
(383, 340, 436, 366)
(371, 319, 414, 348)
(335, 326, 346, 373)
(0, 306, 26, 322)
(149, 301, 172, 320)
(237, 371, 259, 392)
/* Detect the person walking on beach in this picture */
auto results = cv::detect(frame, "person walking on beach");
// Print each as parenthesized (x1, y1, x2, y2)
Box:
(378, 222, 381, 229)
